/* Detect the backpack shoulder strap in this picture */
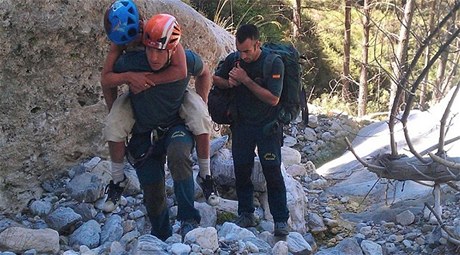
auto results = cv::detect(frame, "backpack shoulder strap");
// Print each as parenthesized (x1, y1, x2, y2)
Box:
(263, 52, 281, 81)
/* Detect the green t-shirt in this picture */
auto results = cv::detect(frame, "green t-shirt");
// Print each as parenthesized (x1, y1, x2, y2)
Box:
(121, 50, 203, 133)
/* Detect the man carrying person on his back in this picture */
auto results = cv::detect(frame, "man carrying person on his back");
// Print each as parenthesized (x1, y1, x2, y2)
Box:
(101, 0, 219, 213)
(213, 24, 290, 236)
(102, 9, 212, 239)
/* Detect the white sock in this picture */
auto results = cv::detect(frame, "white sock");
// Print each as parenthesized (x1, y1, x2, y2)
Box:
(111, 162, 125, 183)
(198, 158, 211, 178)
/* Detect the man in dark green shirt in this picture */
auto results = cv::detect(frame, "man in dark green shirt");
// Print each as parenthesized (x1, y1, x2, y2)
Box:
(213, 24, 290, 236)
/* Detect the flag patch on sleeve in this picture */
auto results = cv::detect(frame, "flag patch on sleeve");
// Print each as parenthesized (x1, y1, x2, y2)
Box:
(272, 74, 281, 79)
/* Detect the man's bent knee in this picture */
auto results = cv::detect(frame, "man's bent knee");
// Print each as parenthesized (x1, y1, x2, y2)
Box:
(167, 142, 193, 181)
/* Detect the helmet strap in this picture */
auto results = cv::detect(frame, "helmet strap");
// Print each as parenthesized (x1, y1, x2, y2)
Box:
(166, 50, 172, 67)
(154, 49, 173, 73)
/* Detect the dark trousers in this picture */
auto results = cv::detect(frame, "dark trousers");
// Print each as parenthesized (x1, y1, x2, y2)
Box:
(127, 124, 200, 240)
(230, 122, 289, 222)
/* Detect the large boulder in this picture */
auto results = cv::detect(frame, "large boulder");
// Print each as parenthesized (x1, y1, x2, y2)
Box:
(0, 0, 234, 213)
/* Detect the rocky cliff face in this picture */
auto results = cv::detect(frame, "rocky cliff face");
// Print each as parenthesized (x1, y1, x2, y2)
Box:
(0, 0, 234, 213)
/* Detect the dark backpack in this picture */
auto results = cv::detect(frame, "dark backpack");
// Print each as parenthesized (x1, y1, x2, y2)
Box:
(207, 85, 237, 125)
(262, 42, 305, 125)
(207, 57, 238, 125)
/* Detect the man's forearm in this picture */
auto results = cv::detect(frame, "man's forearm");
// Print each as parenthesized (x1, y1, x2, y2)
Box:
(195, 65, 212, 103)
(242, 77, 279, 106)
(101, 71, 132, 90)
(212, 75, 230, 89)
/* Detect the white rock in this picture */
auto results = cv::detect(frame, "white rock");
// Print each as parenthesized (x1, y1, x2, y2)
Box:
(361, 240, 383, 255)
(184, 227, 219, 252)
(272, 241, 289, 255)
(170, 243, 191, 255)
(0, 227, 59, 254)
(396, 210, 415, 226)
(286, 164, 307, 177)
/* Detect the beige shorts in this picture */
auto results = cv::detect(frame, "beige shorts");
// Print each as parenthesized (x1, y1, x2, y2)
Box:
(179, 89, 212, 136)
(103, 90, 212, 142)
(103, 93, 135, 142)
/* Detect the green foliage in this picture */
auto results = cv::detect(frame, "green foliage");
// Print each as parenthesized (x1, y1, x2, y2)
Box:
(189, 0, 283, 37)
(216, 211, 236, 225)
(188, 0, 337, 100)
(186, 0, 460, 115)
(312, 93, 356, 116)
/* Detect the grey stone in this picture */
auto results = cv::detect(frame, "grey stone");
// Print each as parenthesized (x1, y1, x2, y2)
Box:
(69, 220, 101, 249)
(303, 233, 318, 252)
(360, 240, 383, 255)
(308, 213, 326, 233)
(242, 237, 272, 253)
(170, 243, 192, 255)
(272, 241, 289, 255)
(287, 232, 313, 254)
(46, 207, 82, 232)
(29, 200, 52, 216)
(321, 132, 334, 141)
(132, 234, 168, 255)
(66, 172, 104, 203)
(383, 242, 397, 254)
(0, 218, 22, 233)
(336, 238, 363, 255)
(23, 249, 37, 255)
(0, 227, 59, 254)
(183, 227, 219, 252)
(101, 214, 123, 244)
(72, 203, 97, 222)
(303, 128, 317, 141)
(218, 222, 255, 241)
(395, 210, 415, 226)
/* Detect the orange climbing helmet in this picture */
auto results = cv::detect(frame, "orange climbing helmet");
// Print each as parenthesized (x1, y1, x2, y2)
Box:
(143, 14, 181, 50)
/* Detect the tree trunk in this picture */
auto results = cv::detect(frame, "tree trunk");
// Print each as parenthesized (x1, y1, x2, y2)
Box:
(368, 154, 460, 182)
(292, 0, 302, 38)
(389, 0, 415, 113)
(434, 48, 448, 102)
(420, 0, 437, 110)
(342, 0, 352, 101)
(388, 0, 415, 156)
(358, 0, 370, 117)
(434, 13, 457, 102)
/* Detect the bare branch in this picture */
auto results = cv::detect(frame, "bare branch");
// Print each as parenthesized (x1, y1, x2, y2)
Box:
(447, 181, 460, 191)
(344, 137, 387, 171)
(399, 33, 460, 162)
(429, 152, 460, 170)
(402, 27, 460, 121)
(412, 180, 434, 187)
(419, 136, 460, 156)
(438, 83, 460, 154)
(405, 160, 440, 180)
(424, 202, 460, 245)
(402, 122, 430, 163)
(389, 2, 460, 157)
(359, 177, 381, 206)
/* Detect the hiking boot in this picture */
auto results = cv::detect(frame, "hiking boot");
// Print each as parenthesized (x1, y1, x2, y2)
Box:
(104, 175, 127, 211)
(180, 219, 198, 239)
(234, 212, 257, 228)
(196, 175, 220, 206)
(274, 221, 289, 236)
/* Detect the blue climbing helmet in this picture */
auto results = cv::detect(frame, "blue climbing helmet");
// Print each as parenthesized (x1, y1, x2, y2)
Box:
(104, 0, 140, 45)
